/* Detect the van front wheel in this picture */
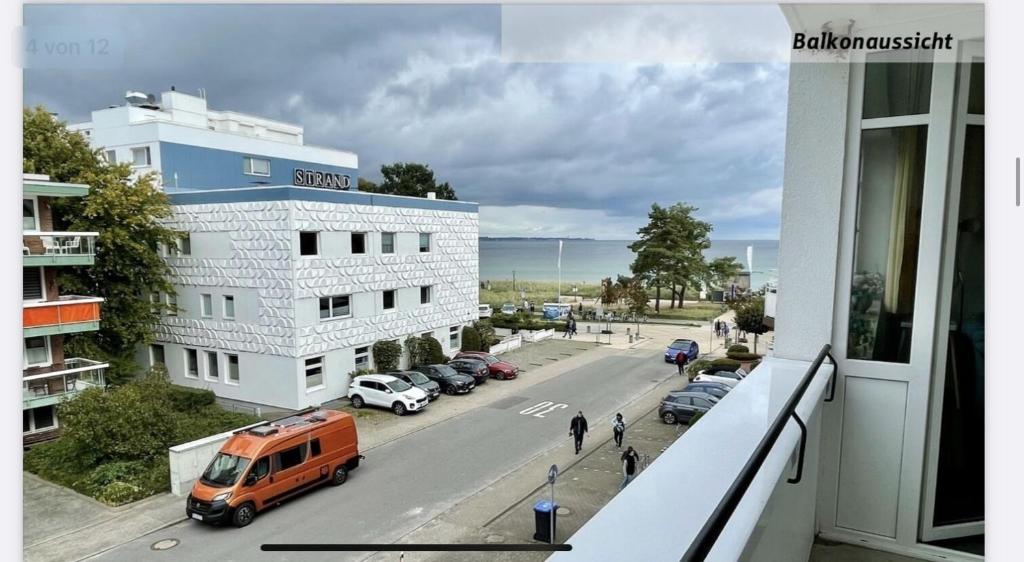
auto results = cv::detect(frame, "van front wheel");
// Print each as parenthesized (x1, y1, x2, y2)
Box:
(232, 502, 256, 528)
(331, 465, 348, 486)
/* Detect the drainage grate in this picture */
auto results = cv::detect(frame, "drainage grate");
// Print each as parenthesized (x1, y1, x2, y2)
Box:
(488, 396, 531, 410)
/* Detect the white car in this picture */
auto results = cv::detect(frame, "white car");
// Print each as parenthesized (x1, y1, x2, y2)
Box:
(478, 304, 493, 318)
(500, 303, 518, 315)
(348, 374, 429, 416)
(693, 368, 748, 388)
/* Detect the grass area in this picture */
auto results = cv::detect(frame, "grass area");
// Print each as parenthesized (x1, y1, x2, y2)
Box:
(24, 375, 260, 506)
(479, 279, 602, 309)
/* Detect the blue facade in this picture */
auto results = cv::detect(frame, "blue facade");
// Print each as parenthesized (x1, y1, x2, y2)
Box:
(168, 186, 478, 214)
(158, 141, 358, 192)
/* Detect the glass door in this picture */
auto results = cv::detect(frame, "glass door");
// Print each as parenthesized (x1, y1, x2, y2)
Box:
(920, 40, 985, 544)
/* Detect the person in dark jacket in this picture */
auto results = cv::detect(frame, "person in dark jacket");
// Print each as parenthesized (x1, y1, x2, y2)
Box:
(675, 349, 688, 376)
(569, 411, 589, 454)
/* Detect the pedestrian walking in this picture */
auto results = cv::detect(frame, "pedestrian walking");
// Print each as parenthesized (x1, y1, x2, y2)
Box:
(570, 318, 578, 338)
(675, 348, 688, 376)
(611, 413, 625, 448)
(569, 411, 589, 454)
(563, 317, 572, 338)
(619, 446, 640, 490)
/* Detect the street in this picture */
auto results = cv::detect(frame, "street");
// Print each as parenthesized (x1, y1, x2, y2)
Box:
(94, 347, 676, 561)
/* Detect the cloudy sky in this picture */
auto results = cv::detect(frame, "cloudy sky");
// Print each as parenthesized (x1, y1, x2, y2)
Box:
(24, 4, 791, 240)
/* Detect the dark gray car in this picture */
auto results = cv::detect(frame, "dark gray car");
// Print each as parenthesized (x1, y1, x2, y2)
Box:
(413, 364, 475, 395)
(388, 370, 441, 401)
(678, 381, 731, 400)
(659, 391, 719, 424)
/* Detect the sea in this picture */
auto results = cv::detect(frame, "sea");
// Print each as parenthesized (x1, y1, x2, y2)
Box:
(479, 239, 779, 289)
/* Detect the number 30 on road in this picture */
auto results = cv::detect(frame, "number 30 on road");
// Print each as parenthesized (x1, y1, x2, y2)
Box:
(519, 401, 568, 418)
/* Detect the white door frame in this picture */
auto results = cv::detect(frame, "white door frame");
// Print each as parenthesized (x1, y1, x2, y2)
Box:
(919, 39, 985, 542)
(821, 43, 959, 549)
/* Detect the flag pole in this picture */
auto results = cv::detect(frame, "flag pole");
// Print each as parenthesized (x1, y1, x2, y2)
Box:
(557, 240, 563, 304)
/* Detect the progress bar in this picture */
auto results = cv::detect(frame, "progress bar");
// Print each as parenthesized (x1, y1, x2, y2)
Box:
(262, 544, 572, 552)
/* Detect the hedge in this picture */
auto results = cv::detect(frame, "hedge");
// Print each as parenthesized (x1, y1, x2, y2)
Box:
(726, 352, 762, 362)
(726, 344, 749, 354)
(372, 340, 402, 372)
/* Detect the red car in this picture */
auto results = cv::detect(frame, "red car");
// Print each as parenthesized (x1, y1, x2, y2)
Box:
(454, 351, 519, 380)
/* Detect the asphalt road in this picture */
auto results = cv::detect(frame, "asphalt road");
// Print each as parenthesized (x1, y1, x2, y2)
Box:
(94, 347, 673, 562)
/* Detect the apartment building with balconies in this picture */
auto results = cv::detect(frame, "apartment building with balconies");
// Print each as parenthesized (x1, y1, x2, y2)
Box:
(22, 174, 106, 446)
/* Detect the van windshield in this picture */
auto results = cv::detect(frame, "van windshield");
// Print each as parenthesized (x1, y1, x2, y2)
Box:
(200, 453, 251, 488)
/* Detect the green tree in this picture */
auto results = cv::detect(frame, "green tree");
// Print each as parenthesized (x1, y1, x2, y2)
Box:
(461, 325, 482, 352)
(473, 320, 496, 352)
(372, 340, 403, 371)
(599, 277, 619, 305)
(361, 162, 457, 200)
(629, 203, 711, 312)
(23, 107, 180, 385)
(420, 335, 445, 364)
(731, 295, 769, 353)
(706, 256, 744, 290)
(622, 276, 650, 335)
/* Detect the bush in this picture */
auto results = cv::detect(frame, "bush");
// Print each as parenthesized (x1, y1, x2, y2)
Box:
(710, 358, 742, 369)
(420, 335, 445, 364)
(166, 385, 216, 411)
(727, 352, 762, 362)
(727, 344, 749, 354)
(474, 320, 496, 352)
(461, 325, 482, 352)
(689, 410, 705, 426)
(748, 360, 762, 371)
(348, 368, 374, 378)
(686, 358, 712, 379)
(97, 481, 147, 506)
(372, 340, 402, 371)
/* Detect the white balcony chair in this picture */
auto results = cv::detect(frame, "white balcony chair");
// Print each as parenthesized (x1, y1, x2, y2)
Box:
(41, 236, 60, 255)
(61, 236, 81, 255)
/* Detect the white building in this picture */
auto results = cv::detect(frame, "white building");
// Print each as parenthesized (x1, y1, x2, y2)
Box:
(74, 91, 479, 410)
(556, 4, 983, 562)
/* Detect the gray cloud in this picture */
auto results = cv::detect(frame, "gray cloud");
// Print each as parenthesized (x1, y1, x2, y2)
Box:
(24, 4, 788, 240)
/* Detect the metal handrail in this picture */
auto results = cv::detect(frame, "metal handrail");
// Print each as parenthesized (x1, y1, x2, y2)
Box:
(680, 344, 835, 562)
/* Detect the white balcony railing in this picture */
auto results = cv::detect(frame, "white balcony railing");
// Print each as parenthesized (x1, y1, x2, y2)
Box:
(23, 358, 108, 407)
(551, 351, 835, 562)
(23, 231, 98, 258)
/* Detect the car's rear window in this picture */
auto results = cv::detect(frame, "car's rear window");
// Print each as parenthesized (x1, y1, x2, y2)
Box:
(669, 340, 693, 349)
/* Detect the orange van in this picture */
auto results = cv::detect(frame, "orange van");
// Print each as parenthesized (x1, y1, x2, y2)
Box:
(186, 408, 362, 527)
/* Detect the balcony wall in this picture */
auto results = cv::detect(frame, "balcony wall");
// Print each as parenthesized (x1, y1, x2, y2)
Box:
(551, 358, 834, 562)
(23, 296, 103, 337)
(22, 358, 108, 410)
(23, 232, 98, 267)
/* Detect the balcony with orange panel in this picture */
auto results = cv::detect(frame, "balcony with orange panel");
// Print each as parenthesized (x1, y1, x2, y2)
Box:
(23, 295, 103, 338)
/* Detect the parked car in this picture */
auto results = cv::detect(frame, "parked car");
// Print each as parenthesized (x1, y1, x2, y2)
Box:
(447, 358, 490, 385)
(186, 408, 361, 527)
(659, 391, 719, 425)
(478, 304, 493, 318)
(679, 381, 731, 400)
(500, 303, 518, 315)
(348, 374, 430, 415)
(388, 370, 441, 401)
(664, 338, 700, 363)
(694, 367, 747, 388)
(413, 364, 476, 395)
(454, 351, 520, 380)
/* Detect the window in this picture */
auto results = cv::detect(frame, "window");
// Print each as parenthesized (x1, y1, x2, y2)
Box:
(223, 295, 235, 320)
(24, 406, 56, 433)
(23, 267, 44, 301)
(185, 348, 199, 378)
(131, 146, 151, 167)
(355, 346, 370, 371)
(206, 351, 219, 381)
(24, 337, 50, 367)
(420, 286, 432, 305)
(319, 295, 351, 320)
(179, 234, 191, 256)
(243, 156, 271, 176)
(450, 326, 460, 349)
(847, 126, 927, 363)
(419, 233, 431, 253)
(381, 232, 395, 254)
(299, 232, 319, 256)
(304, 356, 324, 389)
(227, 354, 240, 384)
(104, 150, 116, 164)
(150, 344, 165, 367)
(166, 293, 178, 316)
(23, 198, 37, 230)
(251, 457, 270, 481)
(383, 290, 396, 310)
(275, 444, 308, 472)
(862, 50, 934, 119)
(310, 438, 322, 457)
(351, 232, 366, 254)
(149, 292, 161, 312)
(200, 294, 213, 318)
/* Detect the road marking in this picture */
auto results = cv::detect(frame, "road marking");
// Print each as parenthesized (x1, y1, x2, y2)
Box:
(518, 401, 569, 418)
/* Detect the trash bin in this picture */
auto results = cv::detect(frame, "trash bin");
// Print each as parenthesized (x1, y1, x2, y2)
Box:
(532, 500, 557, 543)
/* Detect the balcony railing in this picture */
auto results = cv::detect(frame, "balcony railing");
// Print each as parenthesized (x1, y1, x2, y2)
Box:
(552, 346, 836, 562)
(23, 295, 103, 337)
(23, 358, 108, 409)
(22, 232, 98, 266)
